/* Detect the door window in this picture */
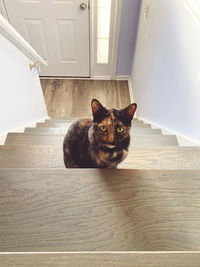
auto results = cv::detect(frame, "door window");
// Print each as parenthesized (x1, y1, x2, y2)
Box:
(97, 0, 111, 64)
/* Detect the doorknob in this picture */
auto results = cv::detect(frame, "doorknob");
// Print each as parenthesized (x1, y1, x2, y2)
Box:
(80, 2, 87, 10)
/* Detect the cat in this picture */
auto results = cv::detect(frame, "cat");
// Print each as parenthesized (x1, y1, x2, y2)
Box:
(63, 99, 137, 168)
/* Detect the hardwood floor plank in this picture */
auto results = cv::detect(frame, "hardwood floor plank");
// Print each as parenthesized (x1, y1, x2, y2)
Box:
(1, 253, 200, 267)
(40, 79, 131, 118)
(0, 146, 200, 169)
(1, 169, 200, 251)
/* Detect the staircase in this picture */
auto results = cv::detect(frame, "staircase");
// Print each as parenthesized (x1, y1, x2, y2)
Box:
(0, 117, 200, 254)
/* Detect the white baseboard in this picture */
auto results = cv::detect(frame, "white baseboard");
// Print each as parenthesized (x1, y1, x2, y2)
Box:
(40, 75, 132, 82)
(115, 75, 135, 105)
(138, 117, 200, 146)
(40, 76, 112, 80)
(128, 77, 135, 103)
(0, 117, 49, 145)
(115, 75, 130, 80)
(91, 76, 112, 80)
(40, 76, 91, 80)
(41, 75, 131, 81)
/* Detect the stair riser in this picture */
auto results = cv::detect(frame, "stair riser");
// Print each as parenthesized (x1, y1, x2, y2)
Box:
(45, 118, 140, 123)
(24, 128, 162, 135)
(0, 146, 199, 169)
(44, 121, 144, 125)
(5, 134, 178, 146)
(36, 123, 152, 129)
(1, 254, 200, 266)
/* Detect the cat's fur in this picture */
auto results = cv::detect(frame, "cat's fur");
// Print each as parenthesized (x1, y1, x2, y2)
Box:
(63, 99, 137, 168)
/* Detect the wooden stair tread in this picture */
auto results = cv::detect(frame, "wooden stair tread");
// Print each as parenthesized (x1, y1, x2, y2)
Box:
(25, 127, 162, 135)
(0, 145, 200, 169)
(1, 253, 200, 267)
(1, 168, 200, 251)
(5, 133, 178, 146)
(36, 122, 152, 129)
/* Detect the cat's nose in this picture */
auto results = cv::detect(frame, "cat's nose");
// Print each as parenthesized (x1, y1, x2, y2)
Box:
(108, 135, 114, 143)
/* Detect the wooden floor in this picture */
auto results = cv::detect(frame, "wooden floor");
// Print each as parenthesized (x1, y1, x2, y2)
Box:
(40, 79, 131, 118)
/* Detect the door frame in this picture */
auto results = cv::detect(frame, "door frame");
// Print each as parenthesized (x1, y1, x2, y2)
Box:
(0, 0, 123, 79)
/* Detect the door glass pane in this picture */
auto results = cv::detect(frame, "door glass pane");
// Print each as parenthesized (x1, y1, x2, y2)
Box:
(97, 7, 110, 38)
(97, 0, 111, 64)
(98, 0, 111, 8)
(97, 38, 109, 63)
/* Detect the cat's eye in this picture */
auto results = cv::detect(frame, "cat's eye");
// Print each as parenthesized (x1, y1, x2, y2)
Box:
(99, 125, 107, 132)
(116, 127, 124, 133)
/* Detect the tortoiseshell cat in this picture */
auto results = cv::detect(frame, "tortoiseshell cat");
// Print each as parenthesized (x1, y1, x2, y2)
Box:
(63, 99, 137, 168)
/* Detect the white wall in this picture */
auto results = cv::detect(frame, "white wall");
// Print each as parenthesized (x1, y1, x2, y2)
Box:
(0, 33, 47, 134)
(131, 0, 200, 144)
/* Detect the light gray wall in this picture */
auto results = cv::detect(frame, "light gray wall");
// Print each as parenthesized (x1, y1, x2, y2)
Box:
(116, 0, 141, 76)
(131, 0, 200, 144)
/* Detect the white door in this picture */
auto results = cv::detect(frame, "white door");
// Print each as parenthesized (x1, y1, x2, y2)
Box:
(4, 0, 90, 77)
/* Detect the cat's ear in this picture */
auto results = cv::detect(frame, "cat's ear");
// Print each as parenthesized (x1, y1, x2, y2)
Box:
(91, 99, 104, 115)
(91, 99, 107, 121)
(120, 103, 137, 121)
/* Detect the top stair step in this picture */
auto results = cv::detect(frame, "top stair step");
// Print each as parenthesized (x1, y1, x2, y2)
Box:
(1, 168, 200, 251)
